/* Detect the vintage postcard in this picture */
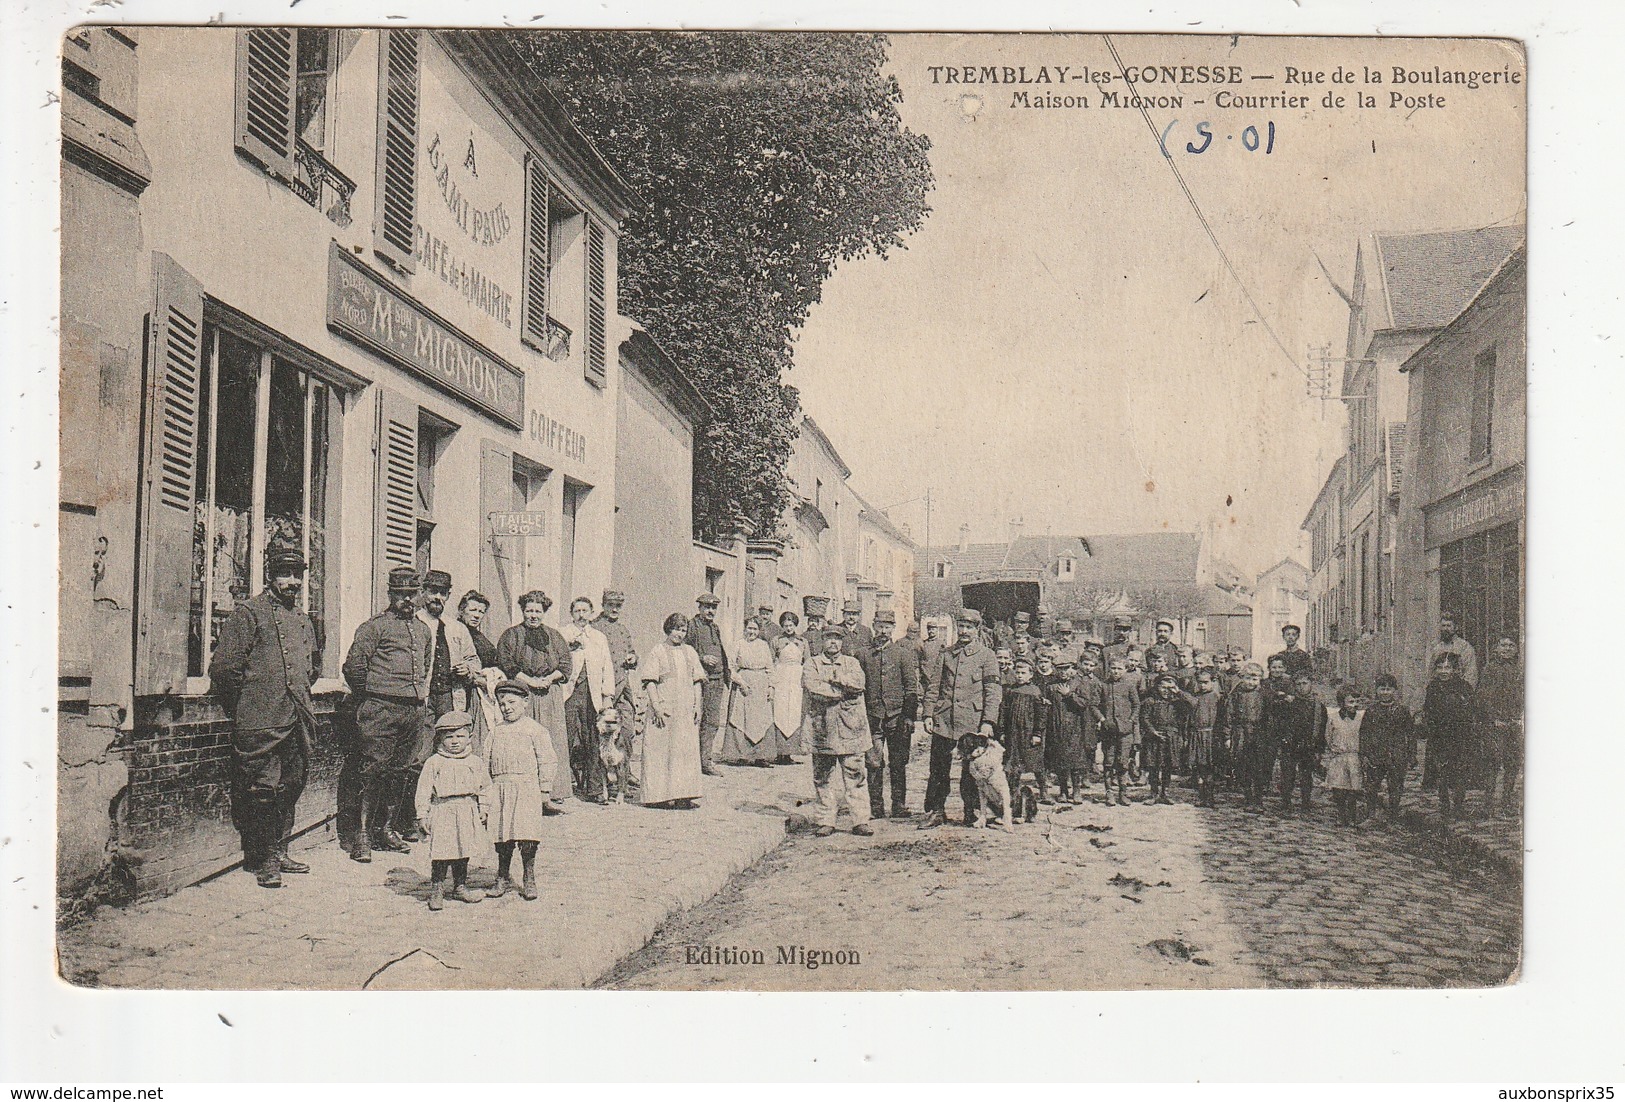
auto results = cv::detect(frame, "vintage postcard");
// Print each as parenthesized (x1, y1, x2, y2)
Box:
(54, 28, 1524, 992)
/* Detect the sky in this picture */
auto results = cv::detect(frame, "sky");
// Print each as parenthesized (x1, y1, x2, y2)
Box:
(788, 33, 1525, 575)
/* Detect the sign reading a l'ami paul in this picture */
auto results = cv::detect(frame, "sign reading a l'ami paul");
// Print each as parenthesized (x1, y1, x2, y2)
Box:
(326, 242, 524, 428)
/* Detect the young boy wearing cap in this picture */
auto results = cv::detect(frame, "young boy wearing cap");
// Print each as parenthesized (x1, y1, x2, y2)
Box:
(485, 680, 556, 901)
(415, 711, 491, 910)
(1000, 655, 1048, 815)
(1098, 656, 1141, 806)
(1218, 663, 1268, 806)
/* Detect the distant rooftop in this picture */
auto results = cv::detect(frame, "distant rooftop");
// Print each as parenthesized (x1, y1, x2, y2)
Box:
(1373, 225, 1524, 332)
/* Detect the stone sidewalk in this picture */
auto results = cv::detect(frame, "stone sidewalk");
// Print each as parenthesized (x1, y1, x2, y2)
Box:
(58, 761, 810, 990)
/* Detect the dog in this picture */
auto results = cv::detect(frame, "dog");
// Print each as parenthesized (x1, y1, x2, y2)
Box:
(596, 706, 631, 804)
(960, 735, 1014, 833)
(1016, 779, 1040, 823)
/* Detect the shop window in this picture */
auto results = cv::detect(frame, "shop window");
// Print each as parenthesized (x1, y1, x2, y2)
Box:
(1470, 346, 1497, 462)
(1438, 522, 1522, 664)
(185, 324, 339, 681)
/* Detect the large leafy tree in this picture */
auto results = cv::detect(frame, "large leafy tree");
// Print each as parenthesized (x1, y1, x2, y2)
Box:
(508, 31, 934, 541)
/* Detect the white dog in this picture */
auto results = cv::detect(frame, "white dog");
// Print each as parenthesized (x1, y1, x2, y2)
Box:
(962, 736, 1015, 833)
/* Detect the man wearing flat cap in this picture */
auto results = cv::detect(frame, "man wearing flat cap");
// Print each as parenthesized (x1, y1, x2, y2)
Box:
(209, 546, 321, 888)
(863, 608, 920, 819)
(918, 608, 1003, 829)
(756, 604, 782, 644)
(836, 598, 873, 659)
(593, 590, 642, 774)
(1104, 617, 1137, 669)
(341, 566, 433, 863)
(689, 592, 730, 776)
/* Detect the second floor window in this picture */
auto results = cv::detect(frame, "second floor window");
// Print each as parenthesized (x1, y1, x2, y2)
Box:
(234, 28, 355, 224)
(1470, 346, 1497, 462)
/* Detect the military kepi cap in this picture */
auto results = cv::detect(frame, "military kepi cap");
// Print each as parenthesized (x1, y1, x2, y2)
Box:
(423, 569, 453, 591)
(696, 592, 721, 607)
(266, 546, 307, 572)
(842, 599, 862, 613)
(873, 609, 897, 624)
(955, 609, 984, 626)
(387, 567, 420, 592)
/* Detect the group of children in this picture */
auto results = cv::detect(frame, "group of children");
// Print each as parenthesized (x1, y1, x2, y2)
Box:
(978, 633, 1467, 831)
(412, 678, 562, 911)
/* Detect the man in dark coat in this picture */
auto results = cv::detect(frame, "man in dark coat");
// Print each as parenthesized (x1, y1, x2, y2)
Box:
(688, 592, 730, 776)
(1144, 619, 1181, 674)
(1269, 624, 1314, 682)
(918, 609, 1003, 829)
(208, 546, 320, 888)
(836, 598, 874, 658)
(1420, 651, 1482, 826)
(863, 609, 920, 819)
(341, 567, 431, 862)
(593, 589, 642, 742)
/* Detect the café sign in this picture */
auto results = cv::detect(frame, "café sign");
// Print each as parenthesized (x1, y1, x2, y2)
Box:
(327, 243, 524, 429)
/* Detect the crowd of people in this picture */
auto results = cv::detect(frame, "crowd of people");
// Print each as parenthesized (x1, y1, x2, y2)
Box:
(205, 546, 1523, 906)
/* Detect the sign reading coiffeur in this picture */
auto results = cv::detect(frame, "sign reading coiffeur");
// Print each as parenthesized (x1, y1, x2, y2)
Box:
(327, 243, 525, 429)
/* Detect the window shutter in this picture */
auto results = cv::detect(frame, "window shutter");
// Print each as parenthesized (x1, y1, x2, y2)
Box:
(522, 155, 551, 350)
(479, 440, 516, 638)
(584, 217, 607, 386)
(373, 388, 418, 610)
(135, 253, 205, 695)
(234, 28, 297, 180)
(374, 28, 419, 273)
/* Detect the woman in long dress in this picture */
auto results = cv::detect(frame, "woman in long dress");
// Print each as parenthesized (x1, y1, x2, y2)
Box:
(495, 590, 573, 803)
(719, 617, 775, 766)
(638, 613, 706, 809)
(768, 611, 809, 762)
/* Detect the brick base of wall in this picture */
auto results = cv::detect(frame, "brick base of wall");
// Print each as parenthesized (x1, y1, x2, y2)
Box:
(124, 693, 346, 900)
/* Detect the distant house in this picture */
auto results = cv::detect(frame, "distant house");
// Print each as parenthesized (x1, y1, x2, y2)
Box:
(1252, 558, 1310, 663)
(915, 526, 1248, 648)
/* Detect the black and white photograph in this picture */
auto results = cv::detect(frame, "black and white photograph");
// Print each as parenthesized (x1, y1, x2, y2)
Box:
(42, 24, 1536, 995)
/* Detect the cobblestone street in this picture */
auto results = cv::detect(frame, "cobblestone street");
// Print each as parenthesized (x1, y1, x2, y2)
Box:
(58, 731, 1519, 992)
(603, 749, 1520, 991)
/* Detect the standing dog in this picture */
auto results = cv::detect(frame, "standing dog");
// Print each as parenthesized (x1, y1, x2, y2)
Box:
(595, 706, 630, 804)
(960, 735, 1014, 832)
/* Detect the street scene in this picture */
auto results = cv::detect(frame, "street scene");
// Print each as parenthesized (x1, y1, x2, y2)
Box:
(54, 28, 1525, 991)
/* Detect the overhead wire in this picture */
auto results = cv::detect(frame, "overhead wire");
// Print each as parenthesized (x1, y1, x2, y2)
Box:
(1100, 34, 1312, 382)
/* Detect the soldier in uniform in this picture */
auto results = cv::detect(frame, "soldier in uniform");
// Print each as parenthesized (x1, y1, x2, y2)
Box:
(1052, 618, 1082, 667)
(862, 609, 920, 819)
(209, 547, 320, 888)
(918, 609, 1003, 830)
(341, 567, 432, 863)
(688, 592, 730, 776)
(1103, 617, 1136, 669)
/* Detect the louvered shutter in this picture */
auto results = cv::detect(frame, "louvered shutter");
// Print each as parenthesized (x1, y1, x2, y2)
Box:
(233, 28, 297, 180)
(584, 217, 607, 386)
(373, 389, 419, 610)
(135, 253, 205, 695)
(479, 440, 516, 637)
(374, 29, 419, 273)
(522, 155, 551, 350)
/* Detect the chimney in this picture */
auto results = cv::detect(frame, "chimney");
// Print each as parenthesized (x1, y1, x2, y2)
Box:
(1008, 516, 1025, 544)
(957, 524, 971, 552)
(901, 522, 913, 540)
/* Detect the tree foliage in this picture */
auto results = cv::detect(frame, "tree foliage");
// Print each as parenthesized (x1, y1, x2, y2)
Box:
(508, 31, 935, 541)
